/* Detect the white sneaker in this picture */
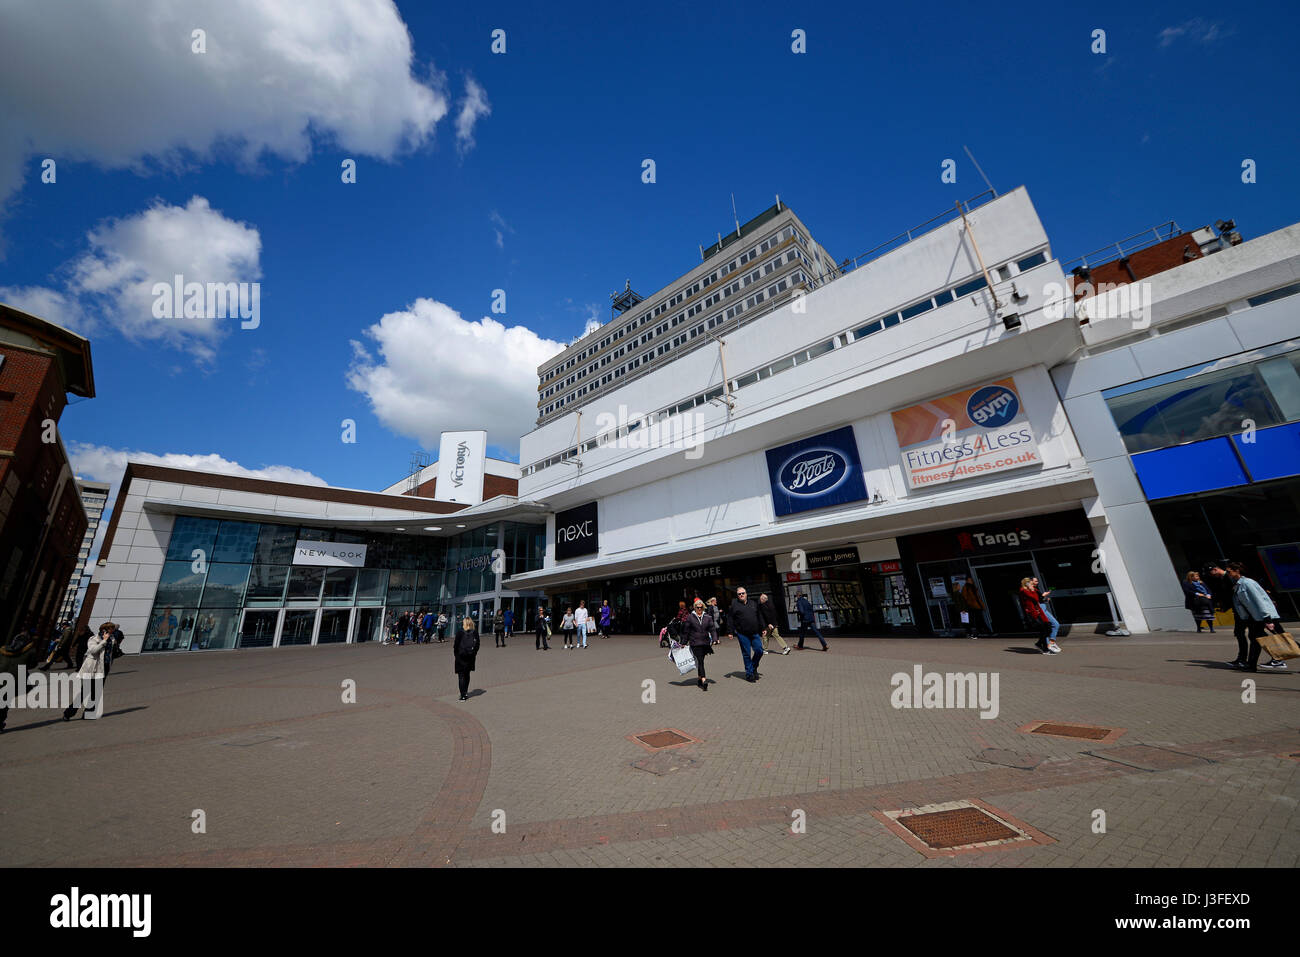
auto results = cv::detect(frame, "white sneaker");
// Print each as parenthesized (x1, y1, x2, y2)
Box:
(782, 648, 791, 655)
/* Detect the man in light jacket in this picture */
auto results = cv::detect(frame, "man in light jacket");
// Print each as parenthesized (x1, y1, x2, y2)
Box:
(1220, 562, 1287, 673)
(574, 600, 590, 649)
(63, 629, 108, 720)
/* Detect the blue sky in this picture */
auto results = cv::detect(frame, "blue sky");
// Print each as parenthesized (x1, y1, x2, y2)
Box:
(1, 0, 1298, 503)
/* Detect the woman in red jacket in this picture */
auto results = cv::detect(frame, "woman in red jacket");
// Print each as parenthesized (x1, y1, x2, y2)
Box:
(1019, 577, 1059, 654)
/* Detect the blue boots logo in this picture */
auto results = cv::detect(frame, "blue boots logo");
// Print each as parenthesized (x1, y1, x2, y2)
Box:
(967, 384, 1020, 427)
(778, 449, 849, 496)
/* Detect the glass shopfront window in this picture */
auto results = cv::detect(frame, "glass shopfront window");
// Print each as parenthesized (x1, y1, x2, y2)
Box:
(1105, 344, 1300, 454)
(145, 517, 546, 652)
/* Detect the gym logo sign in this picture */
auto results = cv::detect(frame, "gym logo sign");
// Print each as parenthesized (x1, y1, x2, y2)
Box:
(766, 427, 868, 517)
(966, 384, 1019, 427)
(554, 501, 599, 561)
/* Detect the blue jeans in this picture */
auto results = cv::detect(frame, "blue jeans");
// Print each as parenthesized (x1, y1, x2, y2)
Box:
(735, 631, 764, 677)
(797, 620, 827, 648)
(1043, 609, 1060, 640)
(576, 622, 588, 647)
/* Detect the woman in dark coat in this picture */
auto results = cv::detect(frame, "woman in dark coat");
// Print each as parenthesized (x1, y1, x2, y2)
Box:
(680, 599, 718, 691)
(453, 617, 480, 700)
(1182, 571, 1216, 633)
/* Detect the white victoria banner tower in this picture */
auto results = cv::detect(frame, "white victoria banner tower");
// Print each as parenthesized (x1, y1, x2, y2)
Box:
(435, 430, 488, 505)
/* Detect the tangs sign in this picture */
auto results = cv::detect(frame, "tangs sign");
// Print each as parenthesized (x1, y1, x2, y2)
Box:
(554, 501, 599, 561)
(765, 426, 869, 517)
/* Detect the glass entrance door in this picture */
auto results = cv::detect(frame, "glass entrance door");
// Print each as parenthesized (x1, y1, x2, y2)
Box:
(355, 607, 384, 643)
(237, 609, 280, 649)
(317, 608, 352, 644)
(970, 560, 1038, 634)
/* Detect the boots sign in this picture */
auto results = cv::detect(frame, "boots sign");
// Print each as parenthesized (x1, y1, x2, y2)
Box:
(554, 501, 599, 561)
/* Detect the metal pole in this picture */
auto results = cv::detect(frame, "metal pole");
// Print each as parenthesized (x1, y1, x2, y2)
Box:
(957, 204, 1004, 309)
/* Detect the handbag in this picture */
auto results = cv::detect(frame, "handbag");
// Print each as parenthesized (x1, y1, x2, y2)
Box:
(670, 643, 696, 675)
(1256, 623, 1299, 660)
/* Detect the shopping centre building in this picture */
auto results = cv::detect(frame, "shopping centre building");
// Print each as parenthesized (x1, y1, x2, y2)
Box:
(83, 451, 550, 654)
(80, 189, 1300, 652)
(508, 189, 1300, 639)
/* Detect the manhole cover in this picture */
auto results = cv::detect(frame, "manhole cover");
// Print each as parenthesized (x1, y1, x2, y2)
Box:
(897, 807, 1019, 848)
(873, 799, 1054, 858)
(1019, 720, 1125, 743)
(1034, 723, 1112, 740)
(628, 728, 699, 751)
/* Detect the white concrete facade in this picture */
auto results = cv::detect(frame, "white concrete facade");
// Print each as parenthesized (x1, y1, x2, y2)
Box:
(510, 188, 1150, 632)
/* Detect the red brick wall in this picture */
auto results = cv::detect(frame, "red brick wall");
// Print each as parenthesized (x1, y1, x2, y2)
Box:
(409, 472, 518, 500)
(1073, 233, 1203, 300)
(0, 342, 84, 639)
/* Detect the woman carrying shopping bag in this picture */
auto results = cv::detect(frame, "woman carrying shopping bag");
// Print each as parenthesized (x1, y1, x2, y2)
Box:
(680, 598, 718, 691)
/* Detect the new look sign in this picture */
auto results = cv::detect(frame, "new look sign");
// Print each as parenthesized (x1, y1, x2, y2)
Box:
(765, 426, 868, 517)
(293, 541, 368, 567)
(554, 501, 599, 561)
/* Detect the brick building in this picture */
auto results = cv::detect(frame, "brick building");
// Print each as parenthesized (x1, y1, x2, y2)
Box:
(0, 302, 95, 642)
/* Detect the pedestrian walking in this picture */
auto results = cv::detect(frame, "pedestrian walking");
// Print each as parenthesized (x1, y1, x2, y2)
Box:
(728, 586, 766, 683)
(681, 598, 718, 691)
(706, 597, 727, 642)
(535, 605, 551, 650)
(1019, 577, 1059, 654)
(493, 608, 506, 648)
(794, 592, 829, 651)
(1182, 571, 1216, 633)
(453, 618, 480, 700)
(436, 613, 448, 642)
(598, 600, 612, 638)
(1209, 562, 1288, 672)
(574, 600, 590, 648)
(758, 593, 791, 654)
(561, 607, 576, 649)
(39, 621, 77, 671)
(959, 577, 985, 638)
(503, 607, 514, 640)
(63, 627, 109, 720)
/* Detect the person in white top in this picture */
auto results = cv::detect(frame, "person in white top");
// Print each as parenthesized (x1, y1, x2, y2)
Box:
(574, 600, 590, 649)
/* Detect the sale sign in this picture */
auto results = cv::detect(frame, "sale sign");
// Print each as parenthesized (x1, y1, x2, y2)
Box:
(890, 378, 1041, 490)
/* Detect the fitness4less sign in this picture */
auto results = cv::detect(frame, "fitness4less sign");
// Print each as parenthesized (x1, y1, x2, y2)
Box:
(890, 378, 1040, 490)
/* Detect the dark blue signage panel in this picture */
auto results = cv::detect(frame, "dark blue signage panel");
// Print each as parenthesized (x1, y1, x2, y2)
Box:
(1233, 421, 1300, 482)
(1131, 437, 1249, 500)
(766, 426, 868, 517)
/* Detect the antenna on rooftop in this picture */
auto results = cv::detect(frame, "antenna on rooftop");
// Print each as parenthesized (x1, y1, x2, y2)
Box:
(731, 193, 741, 237)
(610, 278, 644, 317)
(963, 145, 996, 196)
(406, 450, 432, 495)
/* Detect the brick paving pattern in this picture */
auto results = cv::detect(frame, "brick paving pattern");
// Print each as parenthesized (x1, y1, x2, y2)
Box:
(0, 630, 1295, 867)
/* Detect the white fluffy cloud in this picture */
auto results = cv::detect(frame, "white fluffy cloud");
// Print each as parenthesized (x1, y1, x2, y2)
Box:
(0, 0, 452, 206)
(347, 298, 564, 452)
(2, 196, 261, 361)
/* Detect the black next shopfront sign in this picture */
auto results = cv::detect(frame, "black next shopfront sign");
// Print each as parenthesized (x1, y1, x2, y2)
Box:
(554, 501, 599, 561)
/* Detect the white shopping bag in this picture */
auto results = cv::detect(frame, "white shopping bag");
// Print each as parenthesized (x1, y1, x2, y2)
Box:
(671, 644, 696, 675)
(959, 611, 970, 623)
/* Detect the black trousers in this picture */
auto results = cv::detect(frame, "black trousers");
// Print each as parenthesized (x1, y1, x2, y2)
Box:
(457, 672, 470, 696)
(536, 627, 549, 649)
(1236, 619, 1270, 668)
(691, 644, 709, 680)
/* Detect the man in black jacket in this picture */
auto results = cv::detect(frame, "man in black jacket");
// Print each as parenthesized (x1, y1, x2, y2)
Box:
(728, 587, 765, 682)
(758, 593, 791, 654)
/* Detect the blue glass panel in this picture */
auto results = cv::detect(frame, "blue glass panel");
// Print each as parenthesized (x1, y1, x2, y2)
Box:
(1233, 421, 1300, 482)
(1132, 437, 1249, 499)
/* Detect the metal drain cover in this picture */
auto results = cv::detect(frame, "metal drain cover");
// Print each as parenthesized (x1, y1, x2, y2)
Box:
(628, 728, 699, 751)
(1019, 720, 1125, 743)
(873, 799, 1055, 858)
(897, 806, 1019, 848)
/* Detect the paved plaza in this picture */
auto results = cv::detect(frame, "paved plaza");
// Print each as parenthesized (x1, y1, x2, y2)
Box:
(1, 630, 1297, 868)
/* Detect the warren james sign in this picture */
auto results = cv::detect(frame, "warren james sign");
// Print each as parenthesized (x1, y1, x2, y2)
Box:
(890, 379, 1040, 490)
(555, 501, 598, 561)
(765, 426, 868, 517)
(293, 541, 368, 567)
